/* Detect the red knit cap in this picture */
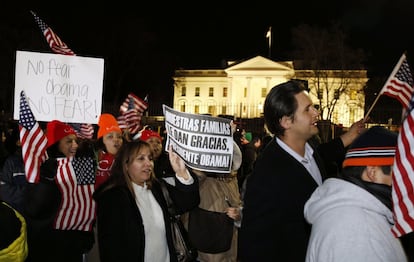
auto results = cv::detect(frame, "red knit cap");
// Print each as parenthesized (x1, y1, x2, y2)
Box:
(46, 120, 77, 148)
(97, 114, 122, 139)
(139, 129, 162, 142)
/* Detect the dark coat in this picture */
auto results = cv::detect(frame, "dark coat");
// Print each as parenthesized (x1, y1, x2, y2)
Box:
(93, 177, 200, 262)
(0, 153, 26, 213)
(238, 137, 345, 262)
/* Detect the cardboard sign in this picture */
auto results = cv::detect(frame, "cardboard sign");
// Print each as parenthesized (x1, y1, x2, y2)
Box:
(13, 51, 104, 124)
(163, 105, 234, 173)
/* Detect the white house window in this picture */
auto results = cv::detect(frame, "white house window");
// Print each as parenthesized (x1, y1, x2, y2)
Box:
(261, 87, 267, 98)
(208, 105, 216, 115)
(223, 87, 228, 97)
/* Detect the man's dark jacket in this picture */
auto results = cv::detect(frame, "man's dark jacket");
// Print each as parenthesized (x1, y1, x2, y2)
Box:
(238, 136, 346, 261)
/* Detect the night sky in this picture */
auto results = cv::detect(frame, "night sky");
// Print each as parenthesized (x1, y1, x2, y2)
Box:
(1, 1, 413, 120)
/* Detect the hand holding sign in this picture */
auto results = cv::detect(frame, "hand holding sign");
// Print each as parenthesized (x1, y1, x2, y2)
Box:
(163, 105, 234, 173)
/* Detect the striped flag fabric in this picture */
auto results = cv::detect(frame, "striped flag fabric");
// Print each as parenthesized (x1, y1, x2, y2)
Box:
(30, 11, 75, 56)
(54, 156, 96, 231)
(70, 123, 94, 139)
(380, 53, 414, 109)
(31, 11, 96, 139)
(117, 93, 148, 134)
(119, 93, 148, 113)
(391, 62, 414, 237)
(18, 91, 48, 183)
(123, 98, 141, 134)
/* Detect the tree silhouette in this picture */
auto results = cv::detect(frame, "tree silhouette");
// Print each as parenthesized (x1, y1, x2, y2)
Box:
(291, 23, 366, 125)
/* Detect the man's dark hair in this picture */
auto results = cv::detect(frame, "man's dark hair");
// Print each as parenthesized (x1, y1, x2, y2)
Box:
(264, 80, 306, 136)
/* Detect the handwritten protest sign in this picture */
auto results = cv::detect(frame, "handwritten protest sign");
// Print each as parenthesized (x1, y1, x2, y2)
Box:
(163, 105, 234, 173)
(13, 51, 104, 124)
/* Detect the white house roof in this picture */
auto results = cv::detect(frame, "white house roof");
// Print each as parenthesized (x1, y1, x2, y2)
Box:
(225, 55, 294, 73)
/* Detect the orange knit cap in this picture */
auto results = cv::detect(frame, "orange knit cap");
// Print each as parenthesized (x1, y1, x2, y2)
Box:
(97, 113, 122, 139)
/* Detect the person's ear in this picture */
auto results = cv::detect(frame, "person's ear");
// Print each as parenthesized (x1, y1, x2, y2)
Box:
(280, 116, 292, 129)
(365, 166, 378, 182)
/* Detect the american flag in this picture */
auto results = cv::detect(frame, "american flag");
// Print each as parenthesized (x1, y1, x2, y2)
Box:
(19, 90, 48, 183)
(391, 91, 414, 237)
(30, 11, 75, 56)
(380, 53, 414, 109)
(120, 93, 148, 113)
(54, 156, 96, 231)
(70, 123, 94, 139)
(117, 93, 148, 134)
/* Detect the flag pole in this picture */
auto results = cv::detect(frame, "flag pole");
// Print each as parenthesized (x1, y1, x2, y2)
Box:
(363, 53, 407, 122)
(266, 26, 272, 58)
(363, 92, 382, 122)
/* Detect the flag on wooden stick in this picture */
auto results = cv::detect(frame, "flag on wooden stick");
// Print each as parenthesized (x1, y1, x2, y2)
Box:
(380, 53, 414, 109)
(364, 53, 414, 121)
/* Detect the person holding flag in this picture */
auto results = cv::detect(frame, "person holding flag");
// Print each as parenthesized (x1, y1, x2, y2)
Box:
(24, 120, 97, 262)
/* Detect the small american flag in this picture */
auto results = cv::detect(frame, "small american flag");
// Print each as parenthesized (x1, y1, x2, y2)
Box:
(119, 93, 148, 114)
(380, 53, 414, 109)
(19, 91, 48, 183)
(71, 123, 94, 140)
(117, 93, 148, 134)
(391, 91, 414, 237)
(54, 156, 96, 231)
(30, 10, 75, 56)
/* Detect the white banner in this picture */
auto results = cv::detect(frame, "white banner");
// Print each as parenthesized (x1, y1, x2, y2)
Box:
(13, 50, 104, 124)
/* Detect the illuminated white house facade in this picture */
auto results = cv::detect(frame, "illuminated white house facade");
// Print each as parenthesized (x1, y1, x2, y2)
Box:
(172, 56, 368, 127)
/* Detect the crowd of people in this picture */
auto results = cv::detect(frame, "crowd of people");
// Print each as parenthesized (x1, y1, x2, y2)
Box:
(0, 79, 413, 261)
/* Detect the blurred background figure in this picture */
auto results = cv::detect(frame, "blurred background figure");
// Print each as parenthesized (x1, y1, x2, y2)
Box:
(0, 121, 26, 214)
(138, 128, 174, 179)
(184, 139, 243, 262)
(239, 134, 262, 201)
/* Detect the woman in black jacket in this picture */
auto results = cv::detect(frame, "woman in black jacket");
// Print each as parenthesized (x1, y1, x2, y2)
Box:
(25, 120, 97, 262)
(93, 140, 199, 262)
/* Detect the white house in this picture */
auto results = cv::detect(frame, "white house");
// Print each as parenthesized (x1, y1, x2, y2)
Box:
(172, 55, 368, 128)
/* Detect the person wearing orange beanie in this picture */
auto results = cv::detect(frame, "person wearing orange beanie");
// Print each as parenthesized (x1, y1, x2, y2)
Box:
(95, 113, 123, 189)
